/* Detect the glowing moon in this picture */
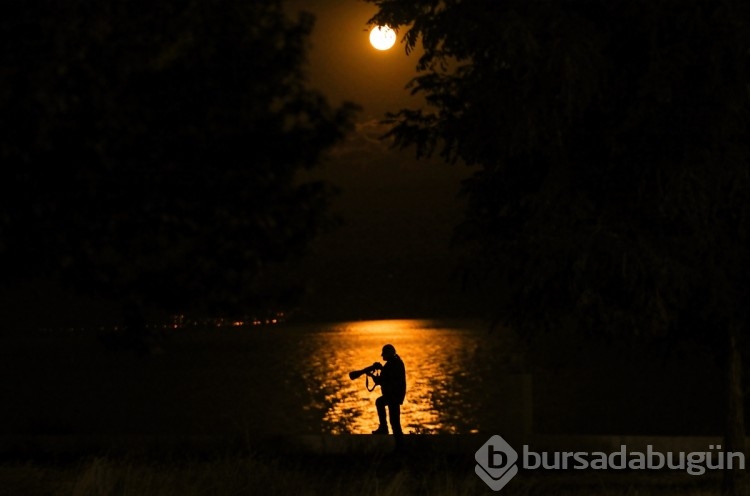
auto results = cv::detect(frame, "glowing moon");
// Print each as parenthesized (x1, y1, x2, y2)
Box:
(369, 25, 396, 51)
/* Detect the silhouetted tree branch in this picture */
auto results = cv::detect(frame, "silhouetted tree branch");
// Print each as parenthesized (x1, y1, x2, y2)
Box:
(366, 1, 750, 493)
(0, 0, 359, 322)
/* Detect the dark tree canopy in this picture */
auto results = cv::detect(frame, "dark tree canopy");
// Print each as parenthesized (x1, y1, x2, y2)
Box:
(0, 1, 358, 319)
(367, 0, 750, 344)
(368, 3, 750, 490)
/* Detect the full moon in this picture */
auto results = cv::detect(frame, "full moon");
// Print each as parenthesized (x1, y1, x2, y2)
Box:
(369, 25, 396, 51)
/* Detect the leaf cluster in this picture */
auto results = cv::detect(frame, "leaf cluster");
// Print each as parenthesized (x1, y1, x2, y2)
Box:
(366, 0, 750, 343)
(0, 0, 359, 317)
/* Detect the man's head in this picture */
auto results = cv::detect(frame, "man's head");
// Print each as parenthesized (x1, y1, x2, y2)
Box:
(381, 344, 396, 361)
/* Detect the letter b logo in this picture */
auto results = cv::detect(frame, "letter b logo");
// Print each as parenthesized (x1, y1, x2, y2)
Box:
(475, 435, 519, 491)
(488, 445, 509, 469)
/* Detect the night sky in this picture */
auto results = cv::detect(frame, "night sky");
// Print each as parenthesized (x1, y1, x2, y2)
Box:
(283, 0, 477, 321)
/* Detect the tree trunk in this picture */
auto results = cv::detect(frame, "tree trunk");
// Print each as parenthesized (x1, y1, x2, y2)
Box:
(723, 323, 747, 496)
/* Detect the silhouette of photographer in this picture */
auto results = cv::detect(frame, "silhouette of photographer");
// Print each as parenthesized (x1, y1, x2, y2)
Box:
(369, 344, 406, 450)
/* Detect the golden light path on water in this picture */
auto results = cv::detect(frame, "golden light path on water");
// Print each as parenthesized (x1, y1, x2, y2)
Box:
(302, 319, 485, 435)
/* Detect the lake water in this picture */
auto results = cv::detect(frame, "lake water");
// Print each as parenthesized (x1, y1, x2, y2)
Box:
(1, 317, 723, 440)
(276, 319, 522, 435)
(3, 318, 529, 439)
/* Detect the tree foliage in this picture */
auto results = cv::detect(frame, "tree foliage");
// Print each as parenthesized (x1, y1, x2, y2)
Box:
(0, 0, 358, 318)
(368, 4, 750, 490)
(366, 0, 750, 344)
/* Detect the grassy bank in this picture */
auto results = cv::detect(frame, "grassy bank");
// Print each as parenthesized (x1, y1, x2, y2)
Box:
(0, 451, 725, 496)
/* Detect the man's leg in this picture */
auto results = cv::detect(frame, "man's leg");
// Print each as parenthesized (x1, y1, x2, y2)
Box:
(388, 402, 404, 451)
(373, 396, 389, 434)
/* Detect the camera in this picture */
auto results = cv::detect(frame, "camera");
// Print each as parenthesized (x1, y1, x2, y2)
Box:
(348, 362, 382, 380)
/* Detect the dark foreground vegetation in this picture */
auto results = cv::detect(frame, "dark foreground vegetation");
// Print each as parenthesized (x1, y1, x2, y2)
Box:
(0, 450, 726, 496)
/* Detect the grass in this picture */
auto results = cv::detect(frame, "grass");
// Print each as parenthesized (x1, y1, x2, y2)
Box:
(0, 451, 726, 496)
